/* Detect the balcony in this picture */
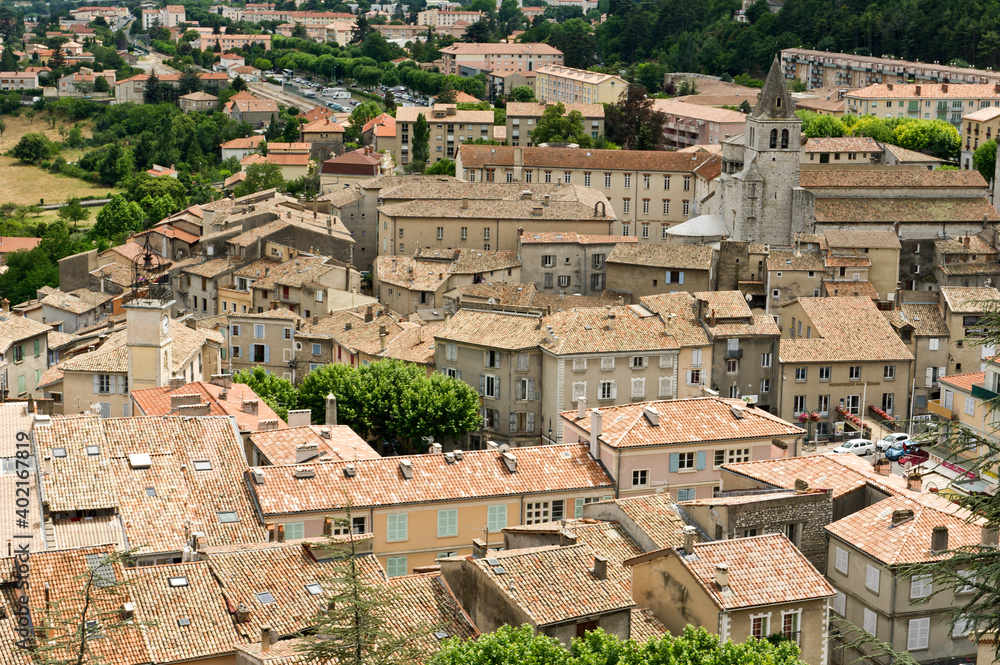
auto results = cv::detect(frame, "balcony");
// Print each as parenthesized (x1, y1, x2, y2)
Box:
(927, 399, 953, 419)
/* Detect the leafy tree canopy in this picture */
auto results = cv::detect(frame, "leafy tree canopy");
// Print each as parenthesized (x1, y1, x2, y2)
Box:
(232, 366, 298, 420)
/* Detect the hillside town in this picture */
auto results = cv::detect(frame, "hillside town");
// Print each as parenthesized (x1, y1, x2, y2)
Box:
(0, 1, 1000, 664)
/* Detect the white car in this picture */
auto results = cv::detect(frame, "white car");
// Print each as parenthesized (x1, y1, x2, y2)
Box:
(833, 438, 875, 456)
(877, 432, 910, 451)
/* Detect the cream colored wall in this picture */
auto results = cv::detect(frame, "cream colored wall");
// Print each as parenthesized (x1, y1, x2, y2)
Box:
(777, 358, 910, 424)
(727, 601, 829, 665)
(219, 286, 253, 316)
(866, 247, 900, 303)
(229, 317, 297, 381)
(605, 263, 712, 298)
(630, 555, 721, 636)
(61, 371, 131, 417)
(769, 270, 823, 304)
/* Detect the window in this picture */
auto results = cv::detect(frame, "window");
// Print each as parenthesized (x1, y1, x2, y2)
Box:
(631, 356, 647, 369)
(525, 501, 551, 524)
(817, 394, 830, 414)
(965, 396, 976, 415)
(835, 546, 849, 574)
(193, 460, 212, 471)
(793, 395, 807, 414)
(643, 174, 650, 189)
(953, 615, 972, 638)
(623, 199, 630, 214)
(592, 253, 606, 270)
(283, 327, 292, 340)
(682, 200, 690, 215)
(929, 338, 940, 350)
(911, 574, 932, 599)
(760, 379, 770, 393)
(305, 582, 324, 595)
(676, 452, 695, 470)
(584, 172, 591, 187)
(864, 608, 878, 636)
(795, 367, 807, 382)
(642, 200, 650, 215)
(884, 365, 895, 380)
(632, 469, 648, 487)
(461, 227, 467, 239)
(598, 380, 616, 400)
(761, 353, 772, 368)
(772, 289, 780, 301)
(542, 254, 556, 268)
(436, 227, 444, 239)
(751, 615, 770, 640)
(819, 366, 831, 381)
(631, 378, 645, 399)
(866, 564, 880, 593)
(312, 343, 321, 356)
(484, 350, 500, 368)
(604, 173, 611, 187)
(97, 374, 112, 394)
(658, 376, 674, 398)
(958, 570, 976, 593)
(483, 374, 499, 399)
(683, 176, 691, 191)
(544, 170, 552, 183)
(781, 611, 800, 643)
(558, 275, 570, 287)
(12, 345, 22, 363)
(564, 171, 571, 183)
(726, 359, 738, 374)
(285, 522, 304, 540)
(386, 513, 408, 542)
(849, 366, 861, 381)
(544, 273, 553, 288)
(254, 324, 264, 338)
(908, 618, 930, 650)
(624, 174, 631, 188)
(601, 356, 615, 371)
(663, 175, 671, 189)
(437, 509, 458, 538)
(676, 488, 696, 501)
(168, 576, 189, 587)
(386, 556, 407, 578)
(687, 369, 702, 386)
(487, 505, 507, 532)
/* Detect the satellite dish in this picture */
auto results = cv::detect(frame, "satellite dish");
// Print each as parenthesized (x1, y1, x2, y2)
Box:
(497, 443, 510, 453)
(745, 293, 753, 302)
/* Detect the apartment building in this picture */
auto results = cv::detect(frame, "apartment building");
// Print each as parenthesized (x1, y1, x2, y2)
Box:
(228, 8, 355, 25)
(626, 534, 833, 665)
(142, 4, 185, 29)
(245, 443, 614, 574)
(231, 254, 361, 318)
(960, 106, 1000, 170)
(518, 231, 634, 296)
(456, 145, 721, 235)
(417, 8, 482, 26)
(534, 64, 627, 105)
(928, 366, 1000, 490)
(775, 297, 914, 433)
(488, 69, 537, 100)
(439, 42, 563, 77)
(0, 71, 39, 91)
(938, 286, 1000, 373)
(932, 233, 1000, 289)
(781, 47, 1000, 90)
(883, 303, 951, 416)
(224, 92, 280, 128)
(394, 103, 495, 166)
(228, 309, 299, 381)
(844, 83, 1000, 128)
(295, 304, 409, 373)
(651, 99, 747, 148)
(562, 397, 802, 502)
(605, 243, 716, 297)
(504, 101, 605, 146)
(193, 33, 272, 52)
(113, 72, 230, 105)
(0, 313, 51, 399)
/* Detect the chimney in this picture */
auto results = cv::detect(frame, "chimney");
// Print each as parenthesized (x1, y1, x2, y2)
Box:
(242, 399, 258, 415)
(326, 393, 338, 425)
(169, 376, 186, 390)
(379, 324, 388, 352)
(560, 529, 578, 546)
(543, 194, 550, 206)
(943, 84, 949, 92)
(276, 523, 286, 542)
(682, 525, 697, 554)
(261, 627, 273, 653)
(915, 84, 922, 96)
(982, 524, 999, 547)
(593, 555, 608, 580)
(892, 508, 915, 527)
(235, 603, 251, 623)
(120, 602, 135, 620)
(931, 525, 949, 553)
(170, 393, 201, 409)
(177, 403, 211, 416)
(887, 83, 893, 91)
(794, 478, 810, 493)
(577, 397, 586, 419)
(906, 471, 923, 492)
(589, 408, 602, 458)
(365, 305, 374, 323)
(472, 538, 487, 558)
(1, 298, 8, 313)
(501, 451, 517, 473)
(964, 236, 971, 248)
(715, 563, 730, 589)
(462, 198, 469, 209)
(295, 442, 320, 463)
(643, 406, 660, 426)
(429, 442, 442, 454)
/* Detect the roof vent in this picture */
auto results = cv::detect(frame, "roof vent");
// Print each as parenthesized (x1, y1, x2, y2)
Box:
(891, 508, 915, 527)
(344, 463, 356, 477)
(444, 452, 456, 464)
(294, 467, 315, 479)
(454, 449, 464, 460)
(399, 459, 413, 479)
(730, 404, 746, 419)
(501, 451, 517, 473)
(643, 406, 660, 426)
(128, 453, 152, 469)
(320, 427, 332, 439)
(251, 468, 265, 484)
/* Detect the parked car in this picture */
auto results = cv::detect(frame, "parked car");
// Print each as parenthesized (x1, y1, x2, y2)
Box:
(885, 441, 929, 463)
(833, 438, 875, 456)
(877, 432, 911, 451)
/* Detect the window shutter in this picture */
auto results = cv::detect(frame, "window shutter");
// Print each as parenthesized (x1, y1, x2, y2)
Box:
(678, 271, 684, 284)
(664, 271, 671, 284)
(665, 376, 674, 397)
(526, 412, 535, 431)
(669, 453, 679, 473)
(610, 380, 617, 399)
(925, 367, 934, 388)
(574, 498, 584, 518)
(659, 377, 670, 397)
(263, 345, 270, 363)
(93, 375, 99, 394)
(866, 565, 880, 593)
(456, 369, 462, 380)
(118, 376, 126, 394)
(509, 412, 517, 432)
(907, 618, 929, 651)
(696, 450, 706, 470)
(496, 377, 500, 394)
(527, 378, 535, 396)
(479, 374, 485, 394)
(833, 592, 846, 616)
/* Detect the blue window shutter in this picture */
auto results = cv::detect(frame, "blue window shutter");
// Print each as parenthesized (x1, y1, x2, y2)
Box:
(697, 450, 706, 470)
(669, 453, 679, 473)
(264, 345, 270, 363)
(678, 272, 685, 285)
(665, 271, 671, 284)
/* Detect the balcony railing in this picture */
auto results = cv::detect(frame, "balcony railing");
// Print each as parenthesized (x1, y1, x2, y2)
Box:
(927, 398, 952, 419)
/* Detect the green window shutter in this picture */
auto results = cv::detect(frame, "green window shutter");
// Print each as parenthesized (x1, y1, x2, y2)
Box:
(696, 450, 706, 470)
(17, 375, 25, 395)
(669, 453, 679, 473)
(487, 505, 507, 532)
(575, 498, 584, 518)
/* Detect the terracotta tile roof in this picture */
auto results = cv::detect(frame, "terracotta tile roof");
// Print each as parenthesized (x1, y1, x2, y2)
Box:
(377, 193, 611, 222)
(221, 135, 266, 150)
(0, 314, 51, 353)
(451, 249, 521, 274)
(243, 152, 311, 167)
(823, 280, 879, 299)
(825, 493, 986, 565)
(801, 168, 988, 189)
(778, 297, 914, 363)
(249, 443, 613, 516)
(0, 402, 33, 458)
(0, 591, 31, 665)
(882, 303, 949, 337)
(300, 117, 345, 133)
(227, 220, 292, 248)
(50, 514, 124, 550)
(506, 101, 605, 118)
(229, 96, 279, 114)
(38, 287, 114, 315)
(441, 42, 563, 55)
(606, 243, 714, 270)
(721, 452, 909, 500)
(502, 519, 644, 566)
(449, 282, 537, 306)
(940, 286, 1000, 312)
(379, 320, 445, 365)
(939, 370, 985, 393)
(57, 332, 128, 373)
(848, 82, 1000, 99)
(766, 249, 825, 272)
(825, 255, 871, 268)
(0, 236, 41, 253)
(130, 381, 287, 432)
(37, 365, 64, 388)
(458, 145, 721, 174)
(962, 106, 1000, 122)
(144, 223, 200, 244)
(378, 180, 565, 202)
(594, 494, 688, 550)
(803, 136, 881, 153)
(235, 307, 301, 321)
(937, 235, 998, 255)
(939, 262, 1000, 275)
(470, 543, 634, 625)
(651, 98, 747, 124)
(530, 291, 629, 311)
(824, 229, 902, 250)
(0, 474, 42, 555)
(249, 425, 379, 465)
(235, 639, 306, 665)
(638, 293, 713, 347)
(816, 197, 1000, 224)
(362, 112, 395, 133)
(235, 255, 344, 291)
(36, 415, 266, 554)
(882, 143, 945, 163)
(183, 256, 239, 278)
(124, 561, 245, 661)
(649, 533, 834, 610)
(563, 397, 803, 449)
(544, 305, 686, 355)
(708, 312, 782, 338)
(395, 104, 493, 124)
(357, 174, 461, 192)
(376, 255, 451, 292)
(203, 539, 385, 639)
(385, 573, 479, 644)
(681, 488, 828, 507)
(519, 231, 636, 245)
(694, 290, 752, 319)
(630, 608, 669, 642)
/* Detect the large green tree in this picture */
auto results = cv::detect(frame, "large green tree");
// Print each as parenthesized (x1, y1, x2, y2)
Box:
(57, 199, 90, 228)
(11, 133, 54, 163)
(410, 112, 429, 172)
(232, 366, 298, 420)
(90, 195, 146, 242)
(508, 85, 536, 103)
(530, 101, 592, 146)
(974, 140, 997, 183)
(233, 162, 284, 197)
(605, 85, 665, 150)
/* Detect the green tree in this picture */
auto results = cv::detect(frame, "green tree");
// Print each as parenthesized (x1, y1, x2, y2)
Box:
(143, 72, 162, 104)
(891, 118, 961, 161)
(0, 45, 18, 72)
(435, 78, 457, 104)
(803, 114, 847, 138)
(140, 194, 179, 226)
(91, 195, 146, 241)
(530, 101, 592, 146)
(424, 158, 455, 176)
(232, 366, 298, 420)
(11, 133, 53, 163)
(0, 119, 7, 139)
(605, 85, 665, 150)
(121, 172, 188, 211)
(508, 85, 536, 103)
(351, 13, 372, 44)
(739, 99, 752, 114)
(49, 46, 66, 72)
(411, 112, 429, 172)
(57, 198, 90, 228)
(974, 140, 997, 183)
(234, 162, 284, 197)
(93, 75, 110, 94)
(346, 101, 381, 141)
(361, 31, 394, 63)
(231, 74, 248, 92)
(291, 21, 307, 38)
(178, 70, 202, 95)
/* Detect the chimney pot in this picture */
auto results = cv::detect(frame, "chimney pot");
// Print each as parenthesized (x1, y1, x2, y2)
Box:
(577, 397, 586, 419)
(794, 478, 810, 493)
(261, 626, 273, 652)
(982, 524, 999, 548)
(682, 525, 697, 554)
(472, 538, 487, 558)
(906, 471, 923, 492)
(892, 508, 915, 527)
(593, 555, 608, 580)
(931, 525, 949, 553)
(326, 393, 338, 425)
(715, 563, 729, 589)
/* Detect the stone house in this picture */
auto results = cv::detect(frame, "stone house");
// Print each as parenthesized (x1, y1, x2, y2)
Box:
(22, 287, 114, 333)
(178, 90, 218, 113)
(766, 249, 826, 305)
(223, 92, 279, 128)
(232, 252, 361, 318)
(518, 231, 634, 296)
(605, 243, 716, 298)
(625, 533, 834, 665)
(318, 149, 382, 193)
(0, 311, 52, 398)
(932, 233, 1000, 289)
(227, 309, 299, 382)
(299, 117, 345, 160)
(883, 302, 951, 415)
(561, 397, 803, 502)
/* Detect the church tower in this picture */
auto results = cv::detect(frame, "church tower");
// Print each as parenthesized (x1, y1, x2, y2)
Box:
(126, 298, 174, 392)
(735, 56, 803, 245)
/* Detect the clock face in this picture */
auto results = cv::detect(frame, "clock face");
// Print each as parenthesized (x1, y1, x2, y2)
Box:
(162, 315, 169, 334)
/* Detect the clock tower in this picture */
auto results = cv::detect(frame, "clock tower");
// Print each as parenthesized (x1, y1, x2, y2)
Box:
(126, 297, 175, 392)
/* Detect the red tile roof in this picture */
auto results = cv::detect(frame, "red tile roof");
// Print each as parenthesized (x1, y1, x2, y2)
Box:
(130, 381, 287, 431)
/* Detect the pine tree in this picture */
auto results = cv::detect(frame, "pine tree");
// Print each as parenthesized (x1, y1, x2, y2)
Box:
(411, 112, 429, 173)
(48, 46, 66, 72)
(143, 72, 161, 104)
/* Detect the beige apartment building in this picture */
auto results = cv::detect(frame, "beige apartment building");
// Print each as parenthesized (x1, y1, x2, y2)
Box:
(651, 99, 747, 149)
(394, 104, 495, 167)
(605, 243, 716, 297)
(960, 106, 1000, 170)
(534, 65, 627, 105)
(518, 231, 633, 296)
(939, 287, 1000, 374)
(504, 101, 605, 146)
(228, 309, 299, 382)
(416, 8, 482, 26)
(439, 43, 563, 76)
(883, 303, 951, 416)
(456, 145, 721, 236)
(844, 83, 1000, 128)
(775, 297, 914, 436)
(0, 313, 52, 399)
(230, 253, 361, 318)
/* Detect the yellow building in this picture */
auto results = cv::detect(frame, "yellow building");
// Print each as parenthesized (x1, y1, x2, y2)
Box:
(960, 106, 1000, 171)
(534, 64, 627, 106)
(247, 443, 614, 575)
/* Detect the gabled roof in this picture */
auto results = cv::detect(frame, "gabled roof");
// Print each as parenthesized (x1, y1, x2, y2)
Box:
(606, 243, 714, 270)
(591, 494, 688, 550)
(130, 381, 287, 432)
(458, 145, 721, 175)
(435, 308, 545, 350)
(883, 303, 949, 337)
(249, 443, 613, 516)
(563, 397, 803, 449)
(939, 286, 1000, 312)
(0, 314, 51, 353)
(721, 452, 909, 500)
(801, 168, 988, 189)
(248, 425, 379, 465)
(778, 297, 914, 363)
(939, 370, 986, 393)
